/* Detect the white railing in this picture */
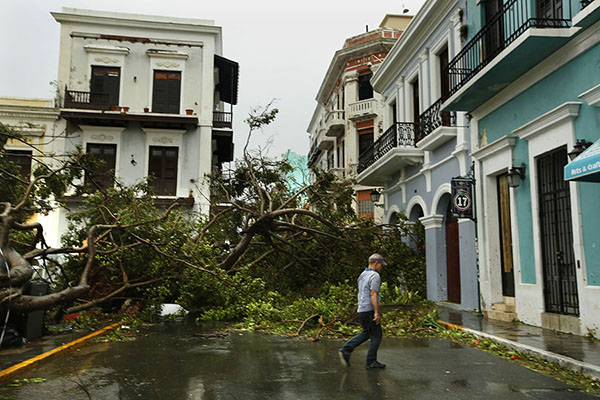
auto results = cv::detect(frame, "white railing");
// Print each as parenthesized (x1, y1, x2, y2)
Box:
(348, 99, 377, 120)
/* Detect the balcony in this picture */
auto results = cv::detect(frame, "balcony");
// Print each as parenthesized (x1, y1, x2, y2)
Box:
(356, 122, 423, 186)
(347, 99, 377, 121)
(308, 143, 322, 167)
(325, 110, 345, 137)
(64, 89, 111, 110)
(443, 0, 574, 112)
(316, 129, 335, 150)
(416, 98, 457, 151)
(213, 111, 233, 128)
(573, 0, 600, 28)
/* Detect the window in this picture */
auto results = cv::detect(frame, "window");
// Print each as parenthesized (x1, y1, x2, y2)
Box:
(327, 149, 334, 170)
(357, 190, 374, 220)
(6, 150, 32, 179)
(438, 45, 449, 100)
(85, 143, 117, 191)
(358, 73, 373, 100)
(336, 139, 345, 169)
(411, 77, 420, 124)
(148, 146, 178, 195)
(358, 130, 374, 157)
(152, 70, 181, 114)
(389, 100, 398, 125)
(91, 66, 120, 106)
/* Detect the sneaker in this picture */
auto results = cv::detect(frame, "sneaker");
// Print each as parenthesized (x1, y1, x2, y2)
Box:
(338, 349, 350, 367)
(367, 361, 386, 369)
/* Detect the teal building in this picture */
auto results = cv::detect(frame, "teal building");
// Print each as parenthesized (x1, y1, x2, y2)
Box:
(443, 0, 600, 334)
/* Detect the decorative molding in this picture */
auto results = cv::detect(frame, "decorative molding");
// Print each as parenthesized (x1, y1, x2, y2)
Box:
(579, 84, 600, 107)
(146, 49, 189, 59)
(155, 61, 181, 68)
(84, 44, 130, 55)
(152, 136, 174, 144)
(94, 56, 119, 64)
(419, 214, 444, 229)
(472, 135, 518, 161)
(0, 110, 59, 120)
(450, 8, 462, 26)
(90, 134, 114, 141)
(514, 102, 581, 141)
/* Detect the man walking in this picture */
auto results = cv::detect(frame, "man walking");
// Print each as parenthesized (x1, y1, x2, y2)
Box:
(339, 253, 387, 369)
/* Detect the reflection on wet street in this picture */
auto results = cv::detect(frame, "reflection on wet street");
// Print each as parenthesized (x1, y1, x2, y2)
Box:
(1, 322, 597, 399)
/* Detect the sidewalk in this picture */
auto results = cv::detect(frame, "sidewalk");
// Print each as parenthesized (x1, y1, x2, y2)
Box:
(0, 322, 121, 382)
(437, 306, 600, 380)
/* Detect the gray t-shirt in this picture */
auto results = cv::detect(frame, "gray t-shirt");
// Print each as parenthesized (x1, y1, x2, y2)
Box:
(357, 268, 381, 313)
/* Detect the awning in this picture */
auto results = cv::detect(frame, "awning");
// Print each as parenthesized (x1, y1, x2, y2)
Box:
(564, 138, 600, 182)
(214, 55, 239, 105)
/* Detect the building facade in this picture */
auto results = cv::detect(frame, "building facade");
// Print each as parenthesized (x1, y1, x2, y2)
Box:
(1, 9, 238, 247)
(443, 0, 600, 333)
(357, 0, 479, 310)
(307, 15, 411, 221)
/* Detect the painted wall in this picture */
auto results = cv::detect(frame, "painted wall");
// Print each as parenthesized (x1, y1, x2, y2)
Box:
(478, 43, 600, 287)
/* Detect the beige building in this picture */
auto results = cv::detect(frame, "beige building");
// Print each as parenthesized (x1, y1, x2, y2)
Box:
(307, 15, 411, 221)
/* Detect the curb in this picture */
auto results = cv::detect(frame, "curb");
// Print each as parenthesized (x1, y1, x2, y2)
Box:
(438, 320, 600, 380)
(0, 321, 122, 383)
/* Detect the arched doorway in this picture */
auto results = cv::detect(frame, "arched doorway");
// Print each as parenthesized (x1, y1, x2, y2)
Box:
(440, 194, 461, 304)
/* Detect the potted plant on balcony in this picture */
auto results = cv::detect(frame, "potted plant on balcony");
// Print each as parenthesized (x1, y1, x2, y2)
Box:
(144, 107, 150, 113)
(122, 106, 130, 113)
(185, 109, 194, 115)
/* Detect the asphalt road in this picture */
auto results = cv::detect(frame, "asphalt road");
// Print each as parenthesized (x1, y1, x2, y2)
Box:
(1, 323, 598, 399)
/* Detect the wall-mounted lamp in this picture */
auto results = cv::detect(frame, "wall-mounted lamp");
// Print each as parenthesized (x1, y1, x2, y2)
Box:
(370, 189, 384, 207)
(507, 164, 526, 188)
(568, 139, 593, 161)
(130, 155, 137, 166)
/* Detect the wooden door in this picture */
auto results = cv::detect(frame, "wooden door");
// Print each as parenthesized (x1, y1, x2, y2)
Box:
(497, 174, 515, 297)
(446, 204, 461, 303)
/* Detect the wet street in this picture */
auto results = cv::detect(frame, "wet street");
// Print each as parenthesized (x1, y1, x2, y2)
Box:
(1, 323, 598, 399)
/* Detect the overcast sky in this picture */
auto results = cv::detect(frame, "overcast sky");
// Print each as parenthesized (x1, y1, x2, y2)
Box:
(0, 0, 425, 159)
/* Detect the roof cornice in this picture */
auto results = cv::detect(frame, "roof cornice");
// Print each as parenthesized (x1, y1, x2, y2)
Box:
(51, 10, 222, 36)
(372, 0, 458, 92)
(316, 36, 398, 104)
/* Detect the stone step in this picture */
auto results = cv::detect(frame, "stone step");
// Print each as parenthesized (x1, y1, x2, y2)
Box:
(503, 296, 515, 306)
(492, 302, 516, 313)
(486, 309, 517, 323)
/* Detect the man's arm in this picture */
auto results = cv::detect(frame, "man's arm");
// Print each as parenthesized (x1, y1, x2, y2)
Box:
(371, 290, 380, 324)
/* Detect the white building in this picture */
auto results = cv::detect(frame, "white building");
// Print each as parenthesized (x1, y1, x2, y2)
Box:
(1, 9, 238, 247)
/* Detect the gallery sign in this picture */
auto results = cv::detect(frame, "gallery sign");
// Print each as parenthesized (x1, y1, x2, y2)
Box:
(451, 177, 474, 220)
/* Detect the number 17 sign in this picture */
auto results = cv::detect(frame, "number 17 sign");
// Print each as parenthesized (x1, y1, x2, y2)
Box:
(451, 177, 474, 220)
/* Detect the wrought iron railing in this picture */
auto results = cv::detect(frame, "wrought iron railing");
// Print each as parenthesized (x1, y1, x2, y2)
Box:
(64, 88, 110, 110)
(581, 0, 592, 9)
(418, 98, 457, 141)
(357, 122, 418, 174)
(446, 0, 571, 98)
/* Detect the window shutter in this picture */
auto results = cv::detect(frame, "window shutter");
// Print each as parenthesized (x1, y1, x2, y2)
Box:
(152, 70, 181, 114)
(148, 146, 178, 195)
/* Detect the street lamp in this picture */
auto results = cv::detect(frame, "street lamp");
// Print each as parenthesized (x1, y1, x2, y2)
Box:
(507, 164, 526, 188)
(370, 189, 381, 203)
(568, 139, 593, 161)
(370, 189, 384, 207)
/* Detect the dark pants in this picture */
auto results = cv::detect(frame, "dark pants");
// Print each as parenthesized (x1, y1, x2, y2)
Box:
(341, 310, 382, 366)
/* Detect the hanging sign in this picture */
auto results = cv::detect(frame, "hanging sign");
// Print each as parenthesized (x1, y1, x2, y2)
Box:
(451, 177, 474, 219)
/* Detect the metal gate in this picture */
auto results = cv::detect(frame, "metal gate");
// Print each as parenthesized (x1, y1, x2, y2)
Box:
(537, 147, 579, 315)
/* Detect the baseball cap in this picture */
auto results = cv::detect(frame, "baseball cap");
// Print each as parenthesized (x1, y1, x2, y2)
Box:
(368, 253, 388, 266)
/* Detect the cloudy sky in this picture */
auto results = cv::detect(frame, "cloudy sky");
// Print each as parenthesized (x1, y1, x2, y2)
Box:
(0, 0, 425, 159)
